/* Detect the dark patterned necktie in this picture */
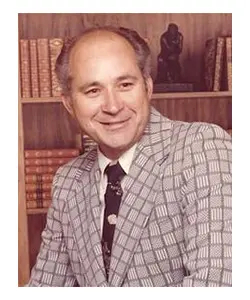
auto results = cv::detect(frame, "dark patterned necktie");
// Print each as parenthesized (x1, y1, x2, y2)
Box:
(101, 162, 126, 279)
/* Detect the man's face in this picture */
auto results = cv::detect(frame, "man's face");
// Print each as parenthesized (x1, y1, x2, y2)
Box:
(63, 31, 153, 159)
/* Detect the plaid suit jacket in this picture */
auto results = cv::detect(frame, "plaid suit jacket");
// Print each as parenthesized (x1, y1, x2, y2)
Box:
(27, 107, 232, 287)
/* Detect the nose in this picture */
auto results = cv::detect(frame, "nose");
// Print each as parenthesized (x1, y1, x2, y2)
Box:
(102, 89, 124, 114)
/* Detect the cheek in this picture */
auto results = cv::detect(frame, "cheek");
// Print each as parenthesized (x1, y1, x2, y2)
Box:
(124, 88, 149, 110)
(73, 97, 100, 119)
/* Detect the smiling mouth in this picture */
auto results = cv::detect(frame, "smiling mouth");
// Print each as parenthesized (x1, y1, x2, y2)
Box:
(100, 119, 129, 130)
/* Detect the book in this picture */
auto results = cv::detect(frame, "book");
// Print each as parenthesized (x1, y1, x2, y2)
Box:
(26, 199, 51, 209)
(25, 157, 73, 166)
(25, 173, 54, 183)
(24, 148, 80, 158)
(29, 39, 40, 97)
(213, 37, 225, 91)
(19, 39, 31, 98)
(25, 182, 52, 192)
(204, 38, 217, 91)
(37, 38, 51, 97)
(225, 36, 232, 91)
(26, 192, 51, 201)
(49, 38, 64, 96)
(82, 134, 97, 153)
(25, 165, 61, 174)
(75, 133, 84, 154)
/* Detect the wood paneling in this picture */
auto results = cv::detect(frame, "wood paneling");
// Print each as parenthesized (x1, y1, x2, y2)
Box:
(22, 103, 80, 149)
(18, 13, 232, 89)
(22, 93, 231, 153)
(18, 89, 30, 286)
(28, 214, 47, 272)
(151, 93, 232, 130)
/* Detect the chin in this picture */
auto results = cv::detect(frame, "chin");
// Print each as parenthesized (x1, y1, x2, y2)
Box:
(99, 137, 135, 156)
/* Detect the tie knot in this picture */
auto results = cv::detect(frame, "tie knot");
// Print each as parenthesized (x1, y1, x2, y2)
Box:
(105, 162, 126, 183)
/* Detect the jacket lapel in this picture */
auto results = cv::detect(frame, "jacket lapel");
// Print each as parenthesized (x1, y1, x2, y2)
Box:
(66, 150, 108, 286)
(108, 107, 172, 286)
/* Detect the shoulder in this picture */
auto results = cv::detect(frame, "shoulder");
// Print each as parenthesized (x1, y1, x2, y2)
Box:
(149, 107, 231, 142)
(173, 119, 230, 138)
(169, 120, 231, 153)
(52, 148, 97, 186)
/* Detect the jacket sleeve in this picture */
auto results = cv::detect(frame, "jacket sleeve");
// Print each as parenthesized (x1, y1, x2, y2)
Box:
(26, 172, 78, 287)
(181, 124, 232, 286)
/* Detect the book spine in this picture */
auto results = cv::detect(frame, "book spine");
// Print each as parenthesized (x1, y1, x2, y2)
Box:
(204, 38, 217, 91)
(29, 39, 40, 97)
(19, 39, 31, 98)
(26, 192, 51, 201)
(26, 199, 51, 209)
(25, 157, 73, 166)
(24, 148, 80, 158)
(25, 182, 52, 192)
(37, 38, 51, 97)
(49, 38, 64, 96)
(213, 37, 225, 92)
(26, 199, 43, 209)
(82, 134, 97, 153)
(25, 165, 60, 174)
(25, 174, 54, 183)
(226, 37, 232, 91)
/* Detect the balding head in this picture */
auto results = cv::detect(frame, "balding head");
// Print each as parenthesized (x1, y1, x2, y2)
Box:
(55, 26, 152, 96)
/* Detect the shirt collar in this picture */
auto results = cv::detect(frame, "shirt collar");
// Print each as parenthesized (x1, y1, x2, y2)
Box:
(98, 143, 137, 176)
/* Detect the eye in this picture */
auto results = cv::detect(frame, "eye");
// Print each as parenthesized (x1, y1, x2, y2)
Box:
(120, 82, 134, 90)
(85, 88, 100, 96)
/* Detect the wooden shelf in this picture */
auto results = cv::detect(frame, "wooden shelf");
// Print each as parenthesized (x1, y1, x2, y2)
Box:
(152, 91, 232, 99)
(20, 91, 232, 104)
(27, 208, 48, 215)
(21, 97, 62, 103)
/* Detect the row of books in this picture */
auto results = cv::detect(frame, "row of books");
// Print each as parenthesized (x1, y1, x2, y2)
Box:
(82, 133, 98, 153)
(19, 38, 64, 98)
(204, 36, 232, 92)
(24, 148, 80, 209)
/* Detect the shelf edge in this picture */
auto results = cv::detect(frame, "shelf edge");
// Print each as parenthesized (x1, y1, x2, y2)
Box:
(20, 91, 232, 103)
(27, 208, 48, 215)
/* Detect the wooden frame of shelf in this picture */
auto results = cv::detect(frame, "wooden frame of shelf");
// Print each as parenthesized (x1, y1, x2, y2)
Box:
(27, 208, 49, 215)
(151, 91, 232, 99)
(18, 86, 30, 286)
(20, 91, 232, 103)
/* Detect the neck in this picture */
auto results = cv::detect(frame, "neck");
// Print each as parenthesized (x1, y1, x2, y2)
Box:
(99, 146, 126, 160)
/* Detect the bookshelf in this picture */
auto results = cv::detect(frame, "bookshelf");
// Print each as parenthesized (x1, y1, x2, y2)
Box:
(18, 13, 232, 286)
(27, 208, 48, 215)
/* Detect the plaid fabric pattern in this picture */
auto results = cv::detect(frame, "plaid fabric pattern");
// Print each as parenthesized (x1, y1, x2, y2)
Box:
(27, 107, 232, 287)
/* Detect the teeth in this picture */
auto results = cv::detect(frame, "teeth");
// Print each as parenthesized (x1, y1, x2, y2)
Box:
(101, 120, 127, 126)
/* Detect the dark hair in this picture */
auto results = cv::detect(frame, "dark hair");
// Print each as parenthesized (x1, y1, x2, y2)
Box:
(55, 26, 152, 96)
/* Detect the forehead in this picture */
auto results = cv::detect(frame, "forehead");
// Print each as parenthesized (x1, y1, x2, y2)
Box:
(69, 30, 137, 68)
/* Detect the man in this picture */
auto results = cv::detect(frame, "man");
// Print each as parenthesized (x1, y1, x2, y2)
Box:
(27, 26, 232, 287)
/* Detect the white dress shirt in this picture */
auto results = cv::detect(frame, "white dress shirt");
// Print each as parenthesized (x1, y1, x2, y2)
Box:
(97, 143, 137, 234)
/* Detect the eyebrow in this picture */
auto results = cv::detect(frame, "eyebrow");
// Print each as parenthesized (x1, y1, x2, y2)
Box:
(115, 75, 138, 83)
(77, 74, 139, 92)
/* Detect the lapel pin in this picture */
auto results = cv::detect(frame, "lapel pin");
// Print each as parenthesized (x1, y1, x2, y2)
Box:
(107, 214, 117, 225)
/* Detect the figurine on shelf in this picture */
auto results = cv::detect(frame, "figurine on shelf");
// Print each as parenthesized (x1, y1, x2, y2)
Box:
(155, 23, 183, 83)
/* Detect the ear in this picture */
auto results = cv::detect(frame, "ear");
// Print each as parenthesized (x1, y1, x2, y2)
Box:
(62, 95, 75, 117)
(146, 76, 153, 100)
